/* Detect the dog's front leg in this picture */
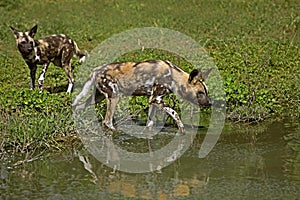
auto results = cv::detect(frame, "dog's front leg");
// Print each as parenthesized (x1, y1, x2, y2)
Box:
(146, 104, 157, 129)
(103, 96, 120, 131)
(27, 63, 37, 90)
(162, 106, 185, 133)
(38, 63, 49, 91)
(152, 102, 185, 134)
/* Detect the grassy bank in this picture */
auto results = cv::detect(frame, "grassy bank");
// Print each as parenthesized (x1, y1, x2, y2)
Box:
(0, 0, 299, 152)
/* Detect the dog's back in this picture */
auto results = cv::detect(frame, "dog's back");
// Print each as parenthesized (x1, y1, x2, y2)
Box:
(34, 34, 85, 66)
(93, 60, 188, 96)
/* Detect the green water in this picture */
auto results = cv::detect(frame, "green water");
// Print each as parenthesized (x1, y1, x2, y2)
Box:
(1, 120, 299, 199)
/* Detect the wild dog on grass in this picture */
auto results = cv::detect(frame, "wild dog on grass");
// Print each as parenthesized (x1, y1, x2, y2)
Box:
(72, 60, 212, 133)
(10, 25, 86, 93)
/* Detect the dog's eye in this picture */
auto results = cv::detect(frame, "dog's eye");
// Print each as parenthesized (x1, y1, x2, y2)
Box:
(29, 41, 34, 45)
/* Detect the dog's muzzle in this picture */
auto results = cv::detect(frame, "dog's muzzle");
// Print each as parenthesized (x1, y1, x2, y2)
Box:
(202, 96, 213, 108)
(207, 96, 213, 106)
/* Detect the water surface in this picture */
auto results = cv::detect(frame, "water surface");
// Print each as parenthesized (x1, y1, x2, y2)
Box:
(0, 120, 299, 199)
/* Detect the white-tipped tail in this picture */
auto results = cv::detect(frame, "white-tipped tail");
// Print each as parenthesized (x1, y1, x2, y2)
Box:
(72, 71, 96, 107)
(79, 55, 86, 63)
(73, 41, 87, 63)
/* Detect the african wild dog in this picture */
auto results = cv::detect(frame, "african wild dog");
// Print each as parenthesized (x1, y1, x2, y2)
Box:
(10, 25, 86, 93)
(72, 60, 212, 133)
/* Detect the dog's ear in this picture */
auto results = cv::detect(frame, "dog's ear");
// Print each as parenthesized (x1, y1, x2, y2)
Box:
(188, 69, 200, 84)
(201, 68, 213, 81)
(10, 26, 21, 39)
(28, 25, 38, 38)
(188, 68, 213, 84)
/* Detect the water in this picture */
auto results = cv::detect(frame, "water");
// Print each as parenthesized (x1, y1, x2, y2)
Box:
(1, 120, 299, 199)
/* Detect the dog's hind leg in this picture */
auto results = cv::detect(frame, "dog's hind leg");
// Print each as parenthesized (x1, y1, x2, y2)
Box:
(61, 46, 75, 93)
(103, 96, 119, 131)
(65, 63, 74, 93)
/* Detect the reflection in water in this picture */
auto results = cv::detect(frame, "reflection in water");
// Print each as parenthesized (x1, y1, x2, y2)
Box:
(0, 120, 299, 199)
(283, 124, 300, 182)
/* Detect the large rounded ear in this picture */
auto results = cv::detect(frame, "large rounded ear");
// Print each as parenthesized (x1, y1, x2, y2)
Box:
(188, 69, 200, 83)
(28, 25, 38, 38)
(201, 68, 213, 81)
(10, 26, 20, 39)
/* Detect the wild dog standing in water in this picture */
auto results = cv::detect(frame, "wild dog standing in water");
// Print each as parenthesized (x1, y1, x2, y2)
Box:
(72, 60, 212, 133)
(10, 25, 86, 93)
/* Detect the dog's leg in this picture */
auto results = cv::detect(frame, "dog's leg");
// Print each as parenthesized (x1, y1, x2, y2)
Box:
(161, 106, 184, 133)
(151, 102, 185, 133)
(38, 63, 49, 91)
(103, 96, 119, 130)
(64, 64, 74, 93)
(66, 67, 74, 93)
(146, 104, 157, 129)
(149, 85, 185, 133)
(27, 63, 37, 90)
(61, 47, 75, 93)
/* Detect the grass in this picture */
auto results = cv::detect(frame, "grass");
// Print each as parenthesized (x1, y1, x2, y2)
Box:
(0, 0, 299, 153)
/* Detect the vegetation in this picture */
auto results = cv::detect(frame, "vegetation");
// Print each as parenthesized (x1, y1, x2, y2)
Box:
(0, 0, 299, 152)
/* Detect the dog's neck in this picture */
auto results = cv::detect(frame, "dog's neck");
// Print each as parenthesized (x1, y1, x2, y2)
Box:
(170, 71, 190, 98)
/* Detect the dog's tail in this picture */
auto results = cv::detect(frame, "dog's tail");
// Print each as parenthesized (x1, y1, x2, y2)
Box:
(72, 70, 97, 108)
(73, 41, 88, 63)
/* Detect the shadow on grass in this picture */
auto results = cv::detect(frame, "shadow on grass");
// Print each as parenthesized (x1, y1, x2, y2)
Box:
(45, 84, 68, 94)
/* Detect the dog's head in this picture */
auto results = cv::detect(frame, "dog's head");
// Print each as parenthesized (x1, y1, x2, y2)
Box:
(10, 25, 38, 56)
(187, 68, 213, 107)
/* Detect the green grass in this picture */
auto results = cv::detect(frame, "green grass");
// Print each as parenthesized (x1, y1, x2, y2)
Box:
(0, 0, 299, 152)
